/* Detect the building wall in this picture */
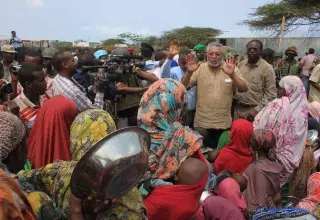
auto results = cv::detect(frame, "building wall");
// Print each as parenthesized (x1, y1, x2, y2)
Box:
(218, 37, 320, 58)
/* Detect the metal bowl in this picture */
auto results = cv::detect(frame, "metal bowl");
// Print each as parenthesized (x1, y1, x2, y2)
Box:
(307, 129, 319, 150)
(70, 127, 151, 200)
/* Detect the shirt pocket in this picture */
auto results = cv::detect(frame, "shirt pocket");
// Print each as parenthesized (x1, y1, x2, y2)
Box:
(250, 76, 263, 92)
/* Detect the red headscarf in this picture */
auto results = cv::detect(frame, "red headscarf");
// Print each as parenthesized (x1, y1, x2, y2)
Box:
(214, 119, 253, 174)
(144, 150, 209, 220)
(28, 95, 77, 168)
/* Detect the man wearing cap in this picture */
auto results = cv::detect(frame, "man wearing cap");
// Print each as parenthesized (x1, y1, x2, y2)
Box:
(278, 46, 300, 78)
(0, 45, 18, 82)
(42, 47, 59, 97)
(193, 44, 206, 62)
(140, 43, 159, 71)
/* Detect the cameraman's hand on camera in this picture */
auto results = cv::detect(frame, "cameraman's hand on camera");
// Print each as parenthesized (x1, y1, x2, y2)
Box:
(94, 74, 105, 93)
(9, 63, 18, 84)
(168, 40, 180, 60)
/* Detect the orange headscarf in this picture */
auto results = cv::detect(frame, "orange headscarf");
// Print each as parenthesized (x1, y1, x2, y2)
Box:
(0, 169, 36, 219)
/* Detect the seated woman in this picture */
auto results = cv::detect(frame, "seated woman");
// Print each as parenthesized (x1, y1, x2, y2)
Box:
(296, 172, 320, 218)
(18, 109, 146, 219)
(196, 196, 246, 220)
(253, 76, 308, 186)
(309, 101, 320, 122)
(308, 102, 320, 131)
(213, 119, 253, 174)
(243, 129, 284, 211)
(28, 95, 77, 168)
(137, 79, 209, 220)
(0, 111, 62, 219)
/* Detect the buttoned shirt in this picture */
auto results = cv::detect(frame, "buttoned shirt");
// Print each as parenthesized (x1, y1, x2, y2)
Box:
(52, 74, 104, 112)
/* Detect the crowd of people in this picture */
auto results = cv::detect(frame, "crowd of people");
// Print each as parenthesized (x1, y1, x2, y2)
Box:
(0, 29, 320, 219)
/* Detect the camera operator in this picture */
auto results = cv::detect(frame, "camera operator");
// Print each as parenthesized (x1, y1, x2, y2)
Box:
(72, 53, 96, 103)
(0, 45, 19, 82)
(52, 51, 105, 112)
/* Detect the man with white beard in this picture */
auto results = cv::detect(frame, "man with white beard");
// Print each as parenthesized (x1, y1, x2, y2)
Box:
(182, 42, 248, 148)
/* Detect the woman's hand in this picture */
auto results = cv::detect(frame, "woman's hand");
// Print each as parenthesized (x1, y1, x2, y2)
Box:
(69, 193, 115, 220)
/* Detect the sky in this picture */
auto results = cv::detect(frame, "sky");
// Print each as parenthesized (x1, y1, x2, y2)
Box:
(0, 0, 318, 42)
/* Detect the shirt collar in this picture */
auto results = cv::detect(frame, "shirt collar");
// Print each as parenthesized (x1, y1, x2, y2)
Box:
(20, 91, 45, 107)
(245, 58, 262, 67)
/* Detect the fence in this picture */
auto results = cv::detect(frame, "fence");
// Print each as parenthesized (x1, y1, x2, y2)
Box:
(217, 37, 320, 58)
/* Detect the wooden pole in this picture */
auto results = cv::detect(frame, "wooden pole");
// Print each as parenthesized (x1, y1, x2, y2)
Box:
(278, 16, 286, 50)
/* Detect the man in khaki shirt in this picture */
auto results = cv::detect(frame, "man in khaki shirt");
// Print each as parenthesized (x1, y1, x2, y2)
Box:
(234, 40, 277, 121)
(309, 63, 320, 102)
(182, 42, 248, 148)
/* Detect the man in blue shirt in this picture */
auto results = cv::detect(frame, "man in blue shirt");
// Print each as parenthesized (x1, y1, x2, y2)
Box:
(10, 31, 22, 62)
(140, 43, 159, 71)
(161, 45, 197, 128)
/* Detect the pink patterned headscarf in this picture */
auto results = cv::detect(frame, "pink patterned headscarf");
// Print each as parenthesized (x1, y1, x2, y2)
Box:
(253, 76, 308, 184)
(308, 101, 320, 121)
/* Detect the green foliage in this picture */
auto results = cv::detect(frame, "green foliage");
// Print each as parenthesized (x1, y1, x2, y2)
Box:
(57, 41, 72, 48)
(242, 0, 320, 34)
(102, 38, 125, 47)
(118, 33, 143, 45)
(101, 26, 221, 49)
(162, 26, 221, 48)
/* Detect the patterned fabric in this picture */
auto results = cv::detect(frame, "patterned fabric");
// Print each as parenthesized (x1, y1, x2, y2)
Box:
(253, 76, 308, 181)
(253, 129, 277, 161)
(70, 109, 117, 161)
(0, 169, 37, 219)
(137, 79, 203, 181)
(18, 109, 146, 219)
(52, 74, 104, 112)
(308, 101, 320, 121)
(297, 172, 320, 217)
(0, 111, 26, 161)
(250, 207, 316, 220)
(0, 168, 61, 220)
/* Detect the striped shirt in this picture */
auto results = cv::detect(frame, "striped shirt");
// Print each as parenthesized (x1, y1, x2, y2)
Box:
(52, 74, 104, 112)
(13, 92, 49, 128)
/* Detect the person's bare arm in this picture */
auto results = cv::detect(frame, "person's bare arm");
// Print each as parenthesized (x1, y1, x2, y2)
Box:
(134, 68, 159, 82)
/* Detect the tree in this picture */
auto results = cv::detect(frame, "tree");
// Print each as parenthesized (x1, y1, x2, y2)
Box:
(102, 38, 125, 47)
(161, 26, 221, 48)
(242, 0, 320, 34)
(118, 33, 143, 45)
(56, 41, 73, 48)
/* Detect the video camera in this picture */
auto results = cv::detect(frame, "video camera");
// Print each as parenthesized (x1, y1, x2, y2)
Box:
(81, 54, 145, 86)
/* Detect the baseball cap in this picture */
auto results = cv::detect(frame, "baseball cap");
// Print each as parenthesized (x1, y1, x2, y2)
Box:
(42, 48, 59, 59)
(1, 45, 16, 53)
(94, 50, 108, 59)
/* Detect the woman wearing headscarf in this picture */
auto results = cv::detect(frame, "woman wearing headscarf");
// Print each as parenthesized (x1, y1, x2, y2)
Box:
(253, 75, 308, 185)
(296, 172, 320, 218)
(196, 196, 246, 220)
(213, 119, 253, 174)
(138, 79, 209, 220)
(243, 129, 284, 210)
(18, 109, 146, 219)
(308, 101, 320, 131)
(0, 111, 61, 219)
(28, 95, 77, 168)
